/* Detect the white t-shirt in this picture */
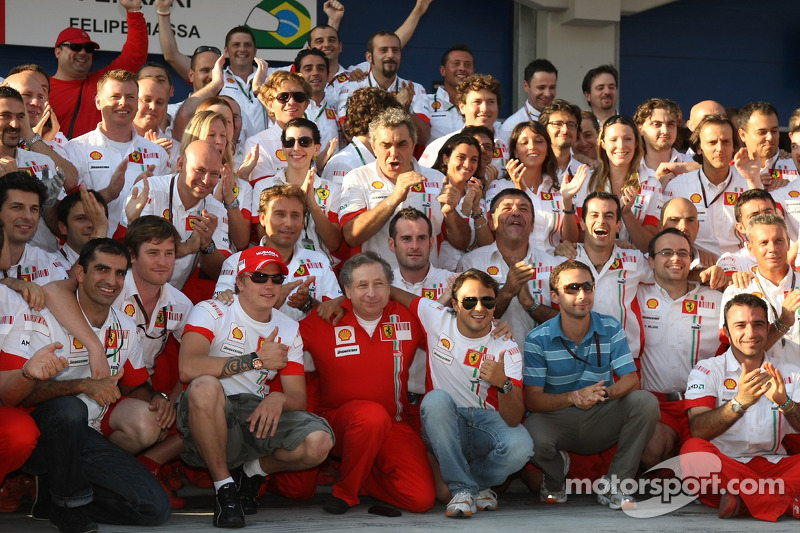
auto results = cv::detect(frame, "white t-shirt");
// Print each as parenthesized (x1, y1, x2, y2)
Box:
(2, 244, 68, 286)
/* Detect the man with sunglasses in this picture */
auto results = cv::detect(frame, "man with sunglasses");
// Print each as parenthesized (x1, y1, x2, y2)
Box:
(50, 0, 149, 139)
(391, 269, 532, 517)
(523, 259, 659, 509)
(178, 246, 334, 528)
(19, 238, 171, 532)
(637, 228, 723, 469)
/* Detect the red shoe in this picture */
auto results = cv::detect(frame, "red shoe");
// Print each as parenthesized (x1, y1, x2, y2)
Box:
(718, 492, 746, 518)
(0, 474, 35, 513)
(147, 468, 186, 510)
(787, 494, 800, 519)
(184, 465, 213, 489)
(158, 461, 184, 492)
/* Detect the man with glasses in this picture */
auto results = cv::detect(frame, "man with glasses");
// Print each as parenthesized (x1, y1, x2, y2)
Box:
(637, 228, 722, 469)
(499, 59, 558, 140)
(50, 0, 149, 139)
(538, 99, 584, 180)
(178, 245, 334, 528)
(390, 269, 532, 517)
(523, 259, 659, 509)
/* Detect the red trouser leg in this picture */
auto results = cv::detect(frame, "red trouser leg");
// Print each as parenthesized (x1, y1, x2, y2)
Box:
(0, 407, 39, 481)
(267, 468, 320, 500)
(681, 437, 800, 521)
(361, 421, 435, 513)
(325, 400, 393, 507)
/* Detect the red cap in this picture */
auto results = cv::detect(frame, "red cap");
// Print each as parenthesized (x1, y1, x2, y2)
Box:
(55, 27, 99, 49)
(237, 247, 289, 276)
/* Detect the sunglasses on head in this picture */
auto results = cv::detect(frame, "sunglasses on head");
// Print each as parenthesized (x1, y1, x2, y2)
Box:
(245, 272, 286, 285)
(193, 45, 221, 56)
(281, 136, 314, 149)
(61, 42, 95, 54)
(562, 282, 594, 295)
(275, 91, 307, 104)
(458, 296, 496, 310)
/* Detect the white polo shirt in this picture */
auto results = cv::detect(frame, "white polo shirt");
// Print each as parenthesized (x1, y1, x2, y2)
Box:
(685, 349, 800, 463)
(426, 86, 464, 140)
(0, 285, 32, 358)
(2, 244, 68, 286)
(663, 168, 750, 256)
(241, 125, 283, 185)
(336, 72, 429, 125)
(115, 270, 193, 373)
(638, 282, 722, 393)
(305, 98, 340, 153)
(716, 247, 756, 275)
(498, 101, 540, 142)
(321, 137, 375, 185)
(419, 128, 509, 175)
(219, 66, 269, 143)
(17, 148, 62, 252)
(125, 173, 231, 289)
(183, 297, 304, 397)
(66, 127, 169, 236)
(412, 297, 522, 410)
(339, 160, 444, 269)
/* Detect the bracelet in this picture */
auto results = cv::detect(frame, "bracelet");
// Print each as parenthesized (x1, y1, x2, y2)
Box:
(778, 396, 793, 410)
(471, 210, 484, 220)
(153, 392, 170, 402)
(384, 199, 393, 209)
(774, 319, 790, 334)
(562, 206, 576, 215)
(21, 362, 37, 381)
(474, 220, 487, 230)
(156, 9, 171, 16)
(783, 401, 797, 414)
(525, 299, 540, 315)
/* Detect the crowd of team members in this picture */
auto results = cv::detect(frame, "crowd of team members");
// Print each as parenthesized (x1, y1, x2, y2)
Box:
(2, 0, 800, 531)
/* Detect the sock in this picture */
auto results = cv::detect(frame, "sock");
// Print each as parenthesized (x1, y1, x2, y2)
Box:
(138, 455, 161, 473)
(243, 459, 267, 478)
(214, 477, 235, 492)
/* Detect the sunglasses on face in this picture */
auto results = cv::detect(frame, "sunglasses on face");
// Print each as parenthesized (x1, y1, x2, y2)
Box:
(193, 45, 221, 56)
(458, 296, 496, 310)
(562, 282, 595, 295)
(281, 136, 314, 149)
(61, 42, 95, 54)
(245, 272, 286, 284)
(275, 91, 307, 104)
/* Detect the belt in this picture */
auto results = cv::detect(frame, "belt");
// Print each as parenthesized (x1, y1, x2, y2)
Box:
(654, 391, 685, 402)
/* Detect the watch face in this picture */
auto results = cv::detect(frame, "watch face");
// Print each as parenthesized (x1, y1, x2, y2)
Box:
(252, 358, 263, 370)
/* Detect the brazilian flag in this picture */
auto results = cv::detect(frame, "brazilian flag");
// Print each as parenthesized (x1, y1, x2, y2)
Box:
(246, 0, 311, 49)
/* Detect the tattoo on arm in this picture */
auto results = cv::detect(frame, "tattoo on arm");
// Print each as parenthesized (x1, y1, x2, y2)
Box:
(219, 355, 249, 378)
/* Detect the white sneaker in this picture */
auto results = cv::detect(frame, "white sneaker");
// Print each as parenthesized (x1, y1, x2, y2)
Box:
(596, 475, 637, 510)
(445, 491, 476, 518)
(539, 451, 571, 504)
(476, 489, 498, 511)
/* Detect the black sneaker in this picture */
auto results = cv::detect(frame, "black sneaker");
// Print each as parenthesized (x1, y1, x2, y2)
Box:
(49, 504, 98, 533)
(214, 481, 245, 528)
(237, 472, 265, 515)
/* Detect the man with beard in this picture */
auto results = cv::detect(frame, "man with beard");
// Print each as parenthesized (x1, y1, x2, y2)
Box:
(634, 98, 693, 183)
(500, 59, 558, 140)
(538, 99, 584, 181)
(581, 65, 618, 124)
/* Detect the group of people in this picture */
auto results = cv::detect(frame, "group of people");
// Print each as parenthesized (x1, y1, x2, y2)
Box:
(1, 0, 800, 531)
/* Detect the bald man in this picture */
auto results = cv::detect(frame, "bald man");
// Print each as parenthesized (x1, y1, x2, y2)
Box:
(686, 100, 725, 133)
(660, 197, 717, 268)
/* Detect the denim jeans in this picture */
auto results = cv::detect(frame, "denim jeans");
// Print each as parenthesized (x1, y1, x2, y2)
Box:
(420, 389, 533, 495)
(23, 396, 170, 526)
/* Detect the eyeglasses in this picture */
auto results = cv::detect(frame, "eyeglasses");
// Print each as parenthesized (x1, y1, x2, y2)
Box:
(60, 42, 95, 54)
(562, 282, 595, 295)
(548, 120, 578, 130)
(655, 249, 692, 260)
(275, 91, 307, 104)
(281, 136, 314, 148)
(244, 272, 286, 284)
(193, 45, 221, 56)
(478, 142, 494, 152)
(458, 296, 496, 310)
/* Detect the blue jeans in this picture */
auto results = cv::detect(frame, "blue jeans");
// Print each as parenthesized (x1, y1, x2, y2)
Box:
(23, 396, 170, 526)
(420, 389, 533, 495)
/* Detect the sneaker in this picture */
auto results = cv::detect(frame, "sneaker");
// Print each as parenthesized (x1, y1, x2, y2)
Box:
(445, 491, 476, 518)
(0, 473, 34, 512)
(30, 475, 50, 520)
(237, 472, 265, 515)
(476, 488, 498, 511)
(214, 482, 245, 528)
(718, 491, 743, 518)
(596, 475, 637, 510)
(49, 504, 98, 533)
(539, 451, 570, 504)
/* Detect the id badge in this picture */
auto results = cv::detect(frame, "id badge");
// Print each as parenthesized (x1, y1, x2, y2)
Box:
(300, 238, 315, 251)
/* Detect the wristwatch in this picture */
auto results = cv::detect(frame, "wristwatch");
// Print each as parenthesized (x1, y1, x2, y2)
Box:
(243, 352, 263, 371)
(300, 297, 314, 314)
(496, 379, 514, 395)
(730, 397, 748, 414)
(223, 198, 240, 209)
(201, 241, 217, 255)
(26, 133, 43, 147)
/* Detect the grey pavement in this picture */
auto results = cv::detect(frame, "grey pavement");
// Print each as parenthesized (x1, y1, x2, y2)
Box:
(2, 479, 798, 532)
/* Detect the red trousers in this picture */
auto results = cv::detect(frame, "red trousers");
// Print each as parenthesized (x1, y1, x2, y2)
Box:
(0, 407, 39, 481)
(681, 437, 800, 521)
(271, 400, 435, 512)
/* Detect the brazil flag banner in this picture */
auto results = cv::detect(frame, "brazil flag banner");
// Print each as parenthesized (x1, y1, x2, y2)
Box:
(246, 0, 312, 49)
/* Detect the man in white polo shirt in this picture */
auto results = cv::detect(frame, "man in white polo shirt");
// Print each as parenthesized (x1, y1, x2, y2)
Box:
(427, 45, 474, 140)
(499, 59, 558, 140)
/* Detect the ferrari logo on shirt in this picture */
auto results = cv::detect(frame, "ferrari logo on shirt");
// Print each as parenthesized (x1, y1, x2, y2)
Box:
(276, 149, 287, 161)
(752, 291, 763, 298)
(381, 324, 396, 340)
(325, 108, 336, 120)
(464, 349, 483, 368)
(128, 151, 143, 164)
(186, 215, 199, 231)
(411, 183, 424, 193)
(609, 258, 622, 270)
(646, 298, 659, 309)
(682, 300, 697, 314)
(541, 192, 552, 200)
(690, 193, 702, 204)
(155, 309, 166, 328)
(295, 264, 309, 277)
(232, 185, 240, 198)
(106, 329, 119, 349)
(336, 73, 349, 83)
(316, 188, 330, 201)
(772, 170, 782, 180)
(724, 378, 737, 390)
(724, 193, 739, 206)
(422, 289, 436, 299)
(89, 151, 102, 160)
(124, 304, 135, 317)
(492, 147, 501, 158)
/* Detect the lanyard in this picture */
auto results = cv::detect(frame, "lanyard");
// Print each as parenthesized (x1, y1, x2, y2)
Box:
(525, 102, 538, 122)
(313, 101, 328, 122)
(432, 92, 456, 112)
(559, 331, 602, 367)
(697, 170, 733, 209)
(2, 265, 22, 279)
(352, 139, 368, 166)
(167, 175, 206, 223)
(132, 294, 168, 340)
(754, 269, 796, 324)
(232, 75, 253, 104)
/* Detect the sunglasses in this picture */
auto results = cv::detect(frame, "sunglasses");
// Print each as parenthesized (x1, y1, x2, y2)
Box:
(61, 42, 95, 54)
(275, 91, 307, 104)
(193, 45, 221, 56)
(245, 272, 286, 284)
(562, 282, 595, 295)
(458, 296, 496, 310)
(281, 136, 314, 149)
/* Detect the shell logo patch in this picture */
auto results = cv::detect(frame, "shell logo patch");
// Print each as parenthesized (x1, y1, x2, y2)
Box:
(371, 181, 384, 189)
(487, 266, 499, 275)
(124, 304, 136, 316)
(431, 100, 442, 110)
(440, 337, 452, 351)
(752, 291, 763, 298)
(89, 151, 102, 160)
(790, 190, 800, 198)
(276, 149, 287, 162)
(73, 338, 84, 350)
(232, 327, 244, 340)
(723, 378, 737, 390)
(226, 77, 235, 84)
(338, 329, 352, 342)
(646, 298, 658, 309)
(690, 193, 702, 204)
(162, 208, 170, 220)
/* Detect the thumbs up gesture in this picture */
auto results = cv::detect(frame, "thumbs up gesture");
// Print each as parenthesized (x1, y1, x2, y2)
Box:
(479, 349, 508, 387)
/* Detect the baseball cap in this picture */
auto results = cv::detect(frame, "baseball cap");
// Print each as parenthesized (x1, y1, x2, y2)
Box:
(237, 246, 289, 276)
(55, 27, 100, 49)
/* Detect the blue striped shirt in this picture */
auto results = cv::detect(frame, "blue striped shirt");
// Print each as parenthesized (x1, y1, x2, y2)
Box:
(523, 311, 636, 393)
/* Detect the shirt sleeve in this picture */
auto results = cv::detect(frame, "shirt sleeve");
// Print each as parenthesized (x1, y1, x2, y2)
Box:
(338, 171, 368, 223)
(183, 301, 223, 343)
(214, 253, 239, 296)
(522, 331, 548, 387)
(684, 360, 719, 410)
(608, 322, 637, 377)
